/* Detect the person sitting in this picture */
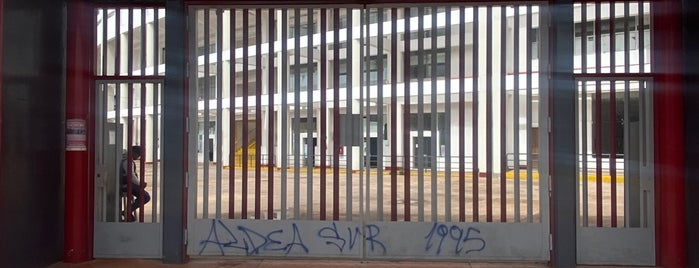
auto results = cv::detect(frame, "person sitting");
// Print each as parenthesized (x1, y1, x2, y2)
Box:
(120, 145, 151, 222)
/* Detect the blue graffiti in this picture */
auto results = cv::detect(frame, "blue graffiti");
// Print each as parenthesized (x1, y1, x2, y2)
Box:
(365, 224, 387, 254)
(317, 223, 385, 254)
(200, 220, 484, 256)
(424, 223, 486, 255)
(199, 219, 308, 255)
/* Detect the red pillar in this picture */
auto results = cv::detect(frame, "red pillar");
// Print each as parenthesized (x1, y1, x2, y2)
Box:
(0, 0, 4, 175)
(64, 0, 93, 263)
(653, 0, 686, 267)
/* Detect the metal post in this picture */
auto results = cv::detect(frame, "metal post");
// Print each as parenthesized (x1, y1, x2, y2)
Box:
(653, 0, 686, 267)
(65, 0, 93, 262)
(549, 1, 576, 267)
(163, 0, 186, 263)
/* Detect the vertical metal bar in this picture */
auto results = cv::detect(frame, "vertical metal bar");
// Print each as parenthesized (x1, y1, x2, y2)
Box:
(623, 79, 630, 227)
(320, 8, 327, 221)
(115, 9, 121, 76)
(332, 8, 341, 221)
(581, 5, 589, 227)
(216, 8, 224, 219)
(417, 6, 425, 222)
(444, 5, 452, 223)
(458, 6, 466, 223)
(429, 6, 438, 222)
(610, 3, 616, 74)
(359, 7, 366, 227)
(126, 83, 134, 220)
(390, 7, 398, 222)
(154, 8, 159, 75)
(609, 78, 618, 220)
(582, 3, 587, 73)
(582, 81, 589, 227)
(153, 83, 160, 223)
(228, 8, 236, 219)
(473, 6, 480, 222)
(595, 2, 603, 227)
(576, 79, 583, 226)
(610, 4, 618, 228)
(140, 9, 148, 221)
(499, 5, 507, 223)
(102, 8, 108, 75)
(525, 5, 533, 223)
(403, 7, 411, 222)
(638, 2, 644, 73)
(346, 7, 353, 221)
(255, 8, 262, 220)
(306, 7, 314, 220)
(377, 7, 384, 222)
(139, 83, 146, 222)
(129, 8, 134, 75)
(242, 9, 249, 219)
(203, 9, 211, 219)
(623, 2, 631, 227)
(294, 8, 301, 219)
(268, 8, 276, 221)
(362, 7, 369, 226)
(141, 8, 147, 75)
(625, 3, 630, 73)
(486, 5, 493, 223)
(115, 83, 123, 219)
(281, 9, 289, 220)
(513, 5, 520, 223)
(575, 80, 580, 226)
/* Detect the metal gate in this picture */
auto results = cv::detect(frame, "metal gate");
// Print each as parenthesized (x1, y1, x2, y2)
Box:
(572, 2, 654, 265)
(94, 80, 164, 257)
(575, 78, 654, 265)
(93, 7, 166, 258)
(186, 4, 550, 261)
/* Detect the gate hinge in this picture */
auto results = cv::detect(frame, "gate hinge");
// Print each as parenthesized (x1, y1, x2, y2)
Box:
(184, 228, 188, 245)
(549, 233, 553, 251)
